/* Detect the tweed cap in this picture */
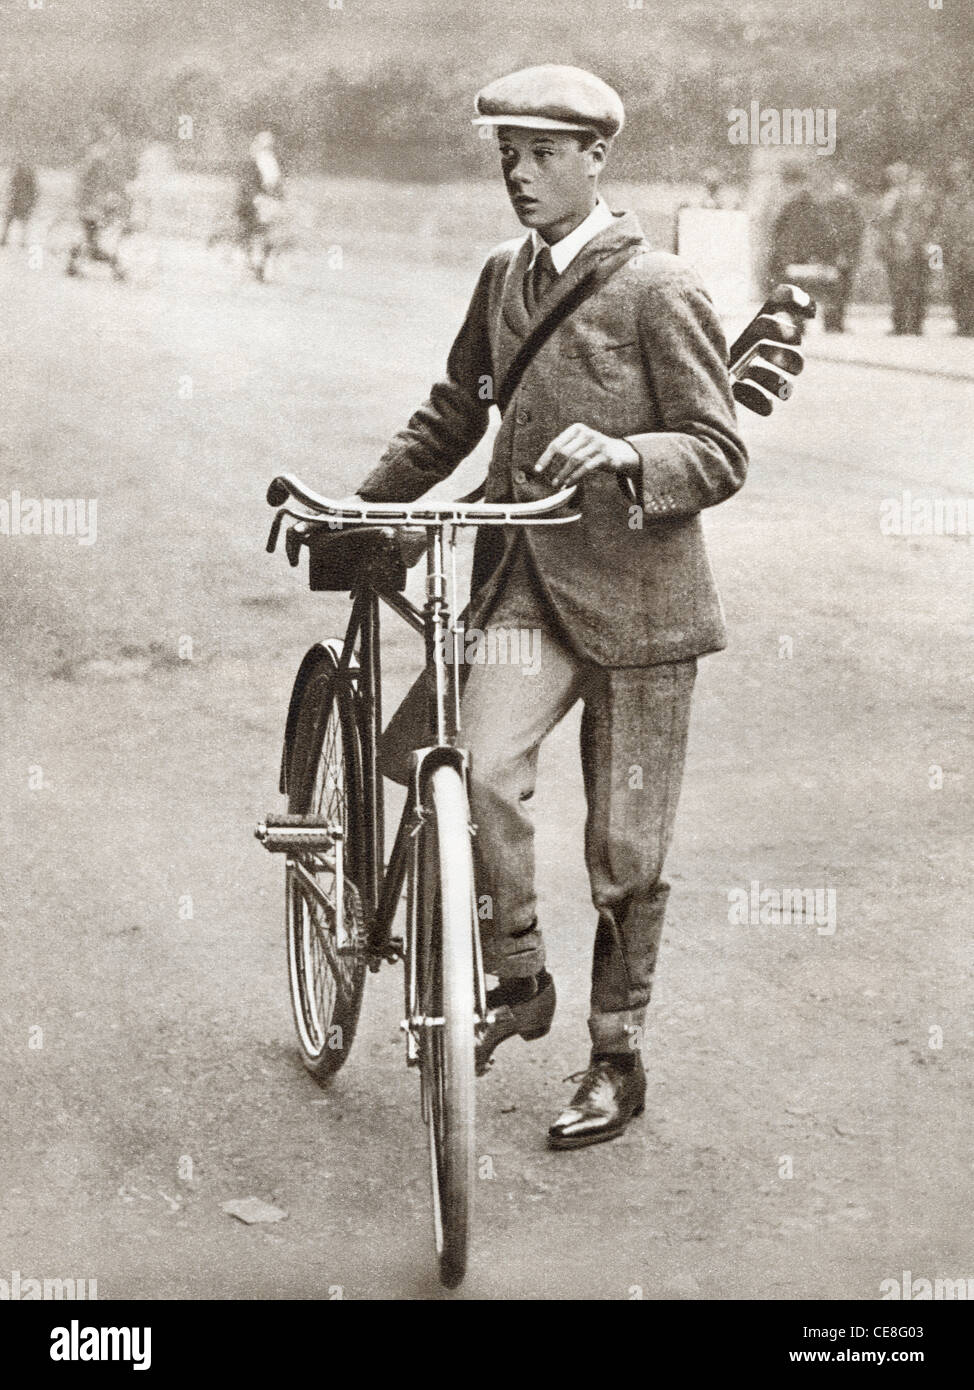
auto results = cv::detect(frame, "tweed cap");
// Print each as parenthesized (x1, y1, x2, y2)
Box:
(473, 65, 625, 139)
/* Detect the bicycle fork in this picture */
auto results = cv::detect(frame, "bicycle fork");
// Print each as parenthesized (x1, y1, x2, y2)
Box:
(400, 752, 489, 1089)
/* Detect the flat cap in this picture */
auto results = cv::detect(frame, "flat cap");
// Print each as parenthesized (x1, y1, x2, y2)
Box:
(473, 65, 625, 139)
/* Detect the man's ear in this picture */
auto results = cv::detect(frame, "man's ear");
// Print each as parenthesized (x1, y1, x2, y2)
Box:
(584, 138, 610, 177)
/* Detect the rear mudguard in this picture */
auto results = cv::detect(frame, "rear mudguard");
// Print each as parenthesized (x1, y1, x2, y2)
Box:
(278, 640, 346, 796)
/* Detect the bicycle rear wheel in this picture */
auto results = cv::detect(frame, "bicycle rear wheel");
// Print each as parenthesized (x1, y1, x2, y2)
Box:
(286, 647, 368, 1082)
(417, 763, 477, 1288)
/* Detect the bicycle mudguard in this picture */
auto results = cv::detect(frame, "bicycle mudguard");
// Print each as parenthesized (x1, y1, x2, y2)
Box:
(306, 527, 406, 593)
(279, 642, 332, 796)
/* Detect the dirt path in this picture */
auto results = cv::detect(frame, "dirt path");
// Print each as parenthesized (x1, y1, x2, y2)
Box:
(1, 241, 971, 1299)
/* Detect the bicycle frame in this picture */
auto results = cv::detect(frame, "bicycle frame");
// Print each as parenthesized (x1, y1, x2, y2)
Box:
(327, 524, 487, 1056)
(261, 482, 582, 1094)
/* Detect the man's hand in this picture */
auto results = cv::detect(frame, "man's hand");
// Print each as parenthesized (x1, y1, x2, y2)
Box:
(533, 423, 639, 488)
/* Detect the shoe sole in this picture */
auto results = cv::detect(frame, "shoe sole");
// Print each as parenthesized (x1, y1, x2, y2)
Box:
(546, 1101, 645, 1151)
(475, 1021, 552, 1076)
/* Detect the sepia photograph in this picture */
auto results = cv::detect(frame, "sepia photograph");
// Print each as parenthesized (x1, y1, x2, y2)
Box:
(1, 0, 971, 1336)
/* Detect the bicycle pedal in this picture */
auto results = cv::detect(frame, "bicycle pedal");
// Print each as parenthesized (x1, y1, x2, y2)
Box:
(255, 815, 337, 854)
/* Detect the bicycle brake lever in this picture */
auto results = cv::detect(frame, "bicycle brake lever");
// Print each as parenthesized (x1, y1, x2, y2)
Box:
(285, 521, 312, 567)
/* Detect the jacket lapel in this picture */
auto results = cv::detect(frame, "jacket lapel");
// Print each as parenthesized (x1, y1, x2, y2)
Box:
(499, 236, 533, 338)
(494, 211, 645, 384)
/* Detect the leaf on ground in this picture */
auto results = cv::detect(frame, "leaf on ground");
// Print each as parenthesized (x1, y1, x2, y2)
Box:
(222, 1197, 288, 1225)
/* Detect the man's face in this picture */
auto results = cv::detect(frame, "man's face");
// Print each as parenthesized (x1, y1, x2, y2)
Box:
(496, 126, 606, 242)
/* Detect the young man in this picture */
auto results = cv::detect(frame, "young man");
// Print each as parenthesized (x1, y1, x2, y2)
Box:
(355, 65, 747, 1149)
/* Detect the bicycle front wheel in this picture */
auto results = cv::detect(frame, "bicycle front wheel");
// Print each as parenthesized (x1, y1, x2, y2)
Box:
(417, 763, 477, 1289)
(285, 647, 368, 1083)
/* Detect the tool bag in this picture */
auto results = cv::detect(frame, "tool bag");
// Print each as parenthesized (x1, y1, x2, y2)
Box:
(307, 526, 407, 593)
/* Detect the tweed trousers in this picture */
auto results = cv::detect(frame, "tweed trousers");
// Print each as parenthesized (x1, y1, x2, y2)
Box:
(381, 553, 697, 1052)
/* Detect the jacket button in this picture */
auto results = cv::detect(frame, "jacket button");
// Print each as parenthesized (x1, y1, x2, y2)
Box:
(513, 469, 528, 485)
(516, 410, 531, 424)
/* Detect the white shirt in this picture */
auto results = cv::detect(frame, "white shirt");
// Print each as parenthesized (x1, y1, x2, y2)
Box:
(529, 197, 615, 276)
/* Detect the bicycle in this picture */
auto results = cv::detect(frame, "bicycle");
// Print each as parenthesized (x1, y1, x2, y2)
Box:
(257, 479, 580, 1287)
(255, 282, 815, 1289)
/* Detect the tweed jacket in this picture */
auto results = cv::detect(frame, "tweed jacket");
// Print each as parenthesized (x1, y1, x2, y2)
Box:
(359, 210, 748, 667)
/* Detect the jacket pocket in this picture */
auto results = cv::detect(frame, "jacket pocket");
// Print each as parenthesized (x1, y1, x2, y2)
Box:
(563, 338, 638, 359)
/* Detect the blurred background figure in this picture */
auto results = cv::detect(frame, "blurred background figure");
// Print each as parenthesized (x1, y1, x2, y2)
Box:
(767, 164, 829, 291)
(876, 162, 936, 335)
(819, 177, 864, 333)
(1, 157, 39, 248)
(938, 159, 974, 337)
(66, 122, 136, 281)
(234, 130, 285, 281)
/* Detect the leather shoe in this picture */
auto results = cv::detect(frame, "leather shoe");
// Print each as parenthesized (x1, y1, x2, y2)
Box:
(547, 1054, 646, 1150)
(475, 973, 555, 1076)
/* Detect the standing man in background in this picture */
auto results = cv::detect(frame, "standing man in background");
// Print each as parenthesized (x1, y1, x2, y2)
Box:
(1, 158, 39, 249)
(767, 164, 828, 292)
(939, 160, 974, 337)
(877, 162, 936, 336)
(820, 177, 864, 333)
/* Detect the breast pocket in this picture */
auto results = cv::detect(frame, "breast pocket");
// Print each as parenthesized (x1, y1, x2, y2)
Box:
(559, 338, 645, 425)
(564, 338, 640, 388)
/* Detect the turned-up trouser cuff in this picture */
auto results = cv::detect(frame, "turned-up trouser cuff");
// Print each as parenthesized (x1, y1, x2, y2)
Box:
(378, 562, 697, 1054)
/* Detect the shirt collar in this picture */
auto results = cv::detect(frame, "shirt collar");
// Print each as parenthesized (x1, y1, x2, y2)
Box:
(529, 198, 615, 276)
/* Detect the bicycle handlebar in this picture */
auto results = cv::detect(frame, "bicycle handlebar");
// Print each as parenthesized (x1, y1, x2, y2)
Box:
(266, 474, 580, 528)
(267, 284, 813, 539)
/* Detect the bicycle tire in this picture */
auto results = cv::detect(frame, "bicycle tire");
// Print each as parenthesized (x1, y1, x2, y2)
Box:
(417, 764, 477, 1288)
(285, 647, 368, 1082)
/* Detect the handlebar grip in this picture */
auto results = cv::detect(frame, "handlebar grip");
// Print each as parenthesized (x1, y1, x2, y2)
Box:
(266, 510, 285, 554)
(267, 477, 290, 507)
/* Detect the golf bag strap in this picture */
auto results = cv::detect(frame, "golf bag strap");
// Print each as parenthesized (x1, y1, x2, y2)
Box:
(456, 244, 641, 506)
(495, 244, 641, 415)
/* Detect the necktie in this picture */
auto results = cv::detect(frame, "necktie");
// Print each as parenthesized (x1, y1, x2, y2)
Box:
(526, 245, 557, 312)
